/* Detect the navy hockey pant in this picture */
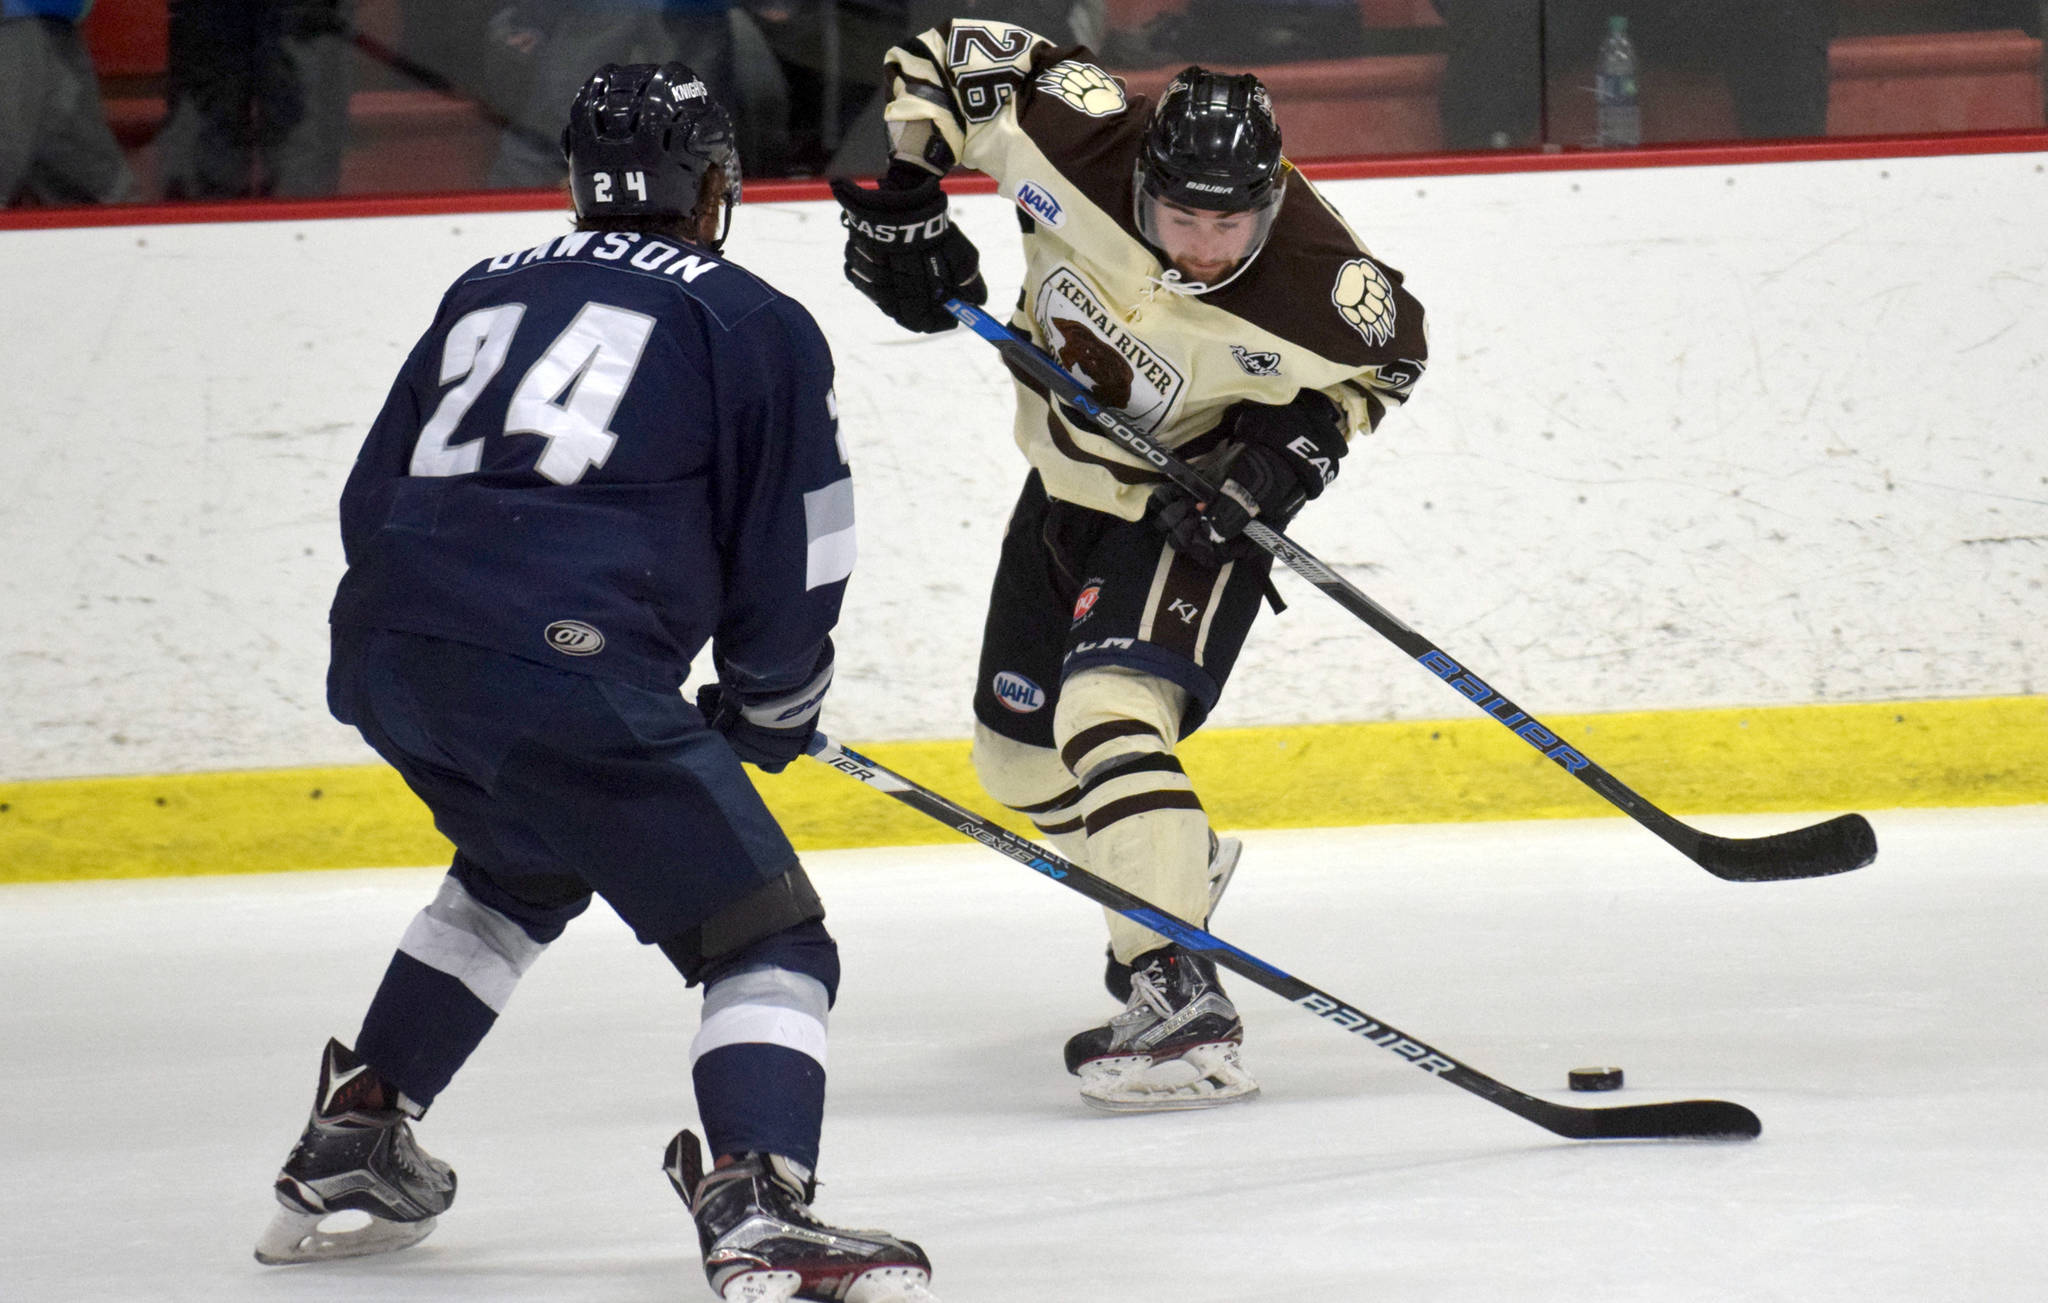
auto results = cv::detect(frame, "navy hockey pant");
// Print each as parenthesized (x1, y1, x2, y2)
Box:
(329, 628, 835, 1165)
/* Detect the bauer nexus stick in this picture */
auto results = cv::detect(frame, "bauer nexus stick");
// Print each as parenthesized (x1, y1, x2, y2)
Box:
(944, 297, 1876, 884)
(808, 734, 1761, 1141)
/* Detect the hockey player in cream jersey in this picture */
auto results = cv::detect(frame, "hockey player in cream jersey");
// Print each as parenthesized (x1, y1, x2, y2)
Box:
(833, 19, 1427, 1111)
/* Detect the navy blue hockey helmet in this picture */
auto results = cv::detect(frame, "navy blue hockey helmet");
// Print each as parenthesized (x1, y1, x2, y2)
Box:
(562, 62, 741, 250)
(1134, 66, 1287, 290)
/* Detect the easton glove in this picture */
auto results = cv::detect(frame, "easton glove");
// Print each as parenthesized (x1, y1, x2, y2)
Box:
(695, 644, 835, 773)
(829, 165, 987, 333)
(1149, 391, 1349, 568)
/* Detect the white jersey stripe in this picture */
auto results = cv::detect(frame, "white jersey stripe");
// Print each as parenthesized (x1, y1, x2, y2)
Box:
(806, 527, 857, 590)
(803, 478, 857, 589)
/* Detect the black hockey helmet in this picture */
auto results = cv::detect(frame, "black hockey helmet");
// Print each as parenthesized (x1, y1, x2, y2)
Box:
(562, 62, 741, 250)
(1134, 66, 1287, 291)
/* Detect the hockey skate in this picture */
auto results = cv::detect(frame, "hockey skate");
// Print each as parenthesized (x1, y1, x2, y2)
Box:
(1067, 944, 1259, 1112)
(1103, 834, 1242, 1002)
(254, 1038, 456, 1265)
(666, 1129, 938, 1303)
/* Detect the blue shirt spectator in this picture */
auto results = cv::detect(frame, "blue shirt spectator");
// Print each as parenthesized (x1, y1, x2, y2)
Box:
(0, 0, 139, 204)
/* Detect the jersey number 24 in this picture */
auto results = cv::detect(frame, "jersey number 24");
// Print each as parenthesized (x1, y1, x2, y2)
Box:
(410, 300, 654, 486)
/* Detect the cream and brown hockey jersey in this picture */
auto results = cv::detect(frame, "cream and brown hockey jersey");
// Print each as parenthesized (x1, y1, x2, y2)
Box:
(881, 18, 1428, 519)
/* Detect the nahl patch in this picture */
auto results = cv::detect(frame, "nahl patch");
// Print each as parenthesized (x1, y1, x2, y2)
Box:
(1332, 257, 1397, 346)
(991, 670, 1046, 713)
(1230, 344, 1281, 377)
(1015, 179, 1065, 229)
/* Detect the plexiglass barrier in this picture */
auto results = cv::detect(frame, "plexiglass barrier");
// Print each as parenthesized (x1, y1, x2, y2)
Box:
(3, 0, 2043, 209)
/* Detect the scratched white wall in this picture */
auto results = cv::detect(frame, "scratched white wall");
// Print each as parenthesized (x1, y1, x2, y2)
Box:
(2, 150, 2043, 781)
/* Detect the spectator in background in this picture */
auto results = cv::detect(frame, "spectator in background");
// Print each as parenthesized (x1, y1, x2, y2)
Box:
(1430, 0, 1838, 148)
(739, 0, 906, 175)
(1427, 0, 1539, 148)
(1097, 0, 1357, 67)
(483, 0, 737, 187)
(1682, 0, 1836, 139)
(0, 0, 138, 205)
(388, 0, 498, 99)
(157, 0, 356, 198)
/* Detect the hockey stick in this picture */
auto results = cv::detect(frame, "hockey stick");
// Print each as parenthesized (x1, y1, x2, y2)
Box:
(808, 733, 1761, 1141)
(943, 298, 1876, 884)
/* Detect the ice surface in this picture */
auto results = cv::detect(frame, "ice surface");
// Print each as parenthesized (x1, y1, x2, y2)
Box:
(4, 807, 2044, 1301)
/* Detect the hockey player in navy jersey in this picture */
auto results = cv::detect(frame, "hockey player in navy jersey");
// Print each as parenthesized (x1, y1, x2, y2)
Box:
(254, 63, 937, 1303)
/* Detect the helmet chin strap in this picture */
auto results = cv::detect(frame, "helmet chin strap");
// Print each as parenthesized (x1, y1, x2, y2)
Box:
(706, 193, 734, 252)
(698, 165, 740, 252)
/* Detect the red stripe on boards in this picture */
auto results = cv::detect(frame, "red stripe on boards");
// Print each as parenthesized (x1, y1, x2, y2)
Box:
(3, 129, 2043, 233)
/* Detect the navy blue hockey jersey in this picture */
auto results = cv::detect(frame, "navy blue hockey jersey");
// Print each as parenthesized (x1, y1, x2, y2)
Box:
(330, 228, 852, 699)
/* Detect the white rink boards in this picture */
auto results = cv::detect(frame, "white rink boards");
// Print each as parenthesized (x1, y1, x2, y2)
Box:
(3, 150, 2044, 781)
(3, 806, 2044, 1302)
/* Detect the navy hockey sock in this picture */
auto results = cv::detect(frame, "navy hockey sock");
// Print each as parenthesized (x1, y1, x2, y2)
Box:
(691, 962, 832, 1169)
(355, 951, 497, 1106)
(355, 874, 554, 1105)
(693, 1043, 827, 1169)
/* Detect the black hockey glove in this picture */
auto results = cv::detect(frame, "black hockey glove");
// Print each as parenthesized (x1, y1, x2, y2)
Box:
(1148, 391, 1349, 568)
(829, 165, 987, 334)
(695, 644, 834, 773)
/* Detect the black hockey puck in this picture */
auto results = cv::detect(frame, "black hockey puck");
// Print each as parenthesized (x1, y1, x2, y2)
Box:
(1568, 1066, 1624, 1092)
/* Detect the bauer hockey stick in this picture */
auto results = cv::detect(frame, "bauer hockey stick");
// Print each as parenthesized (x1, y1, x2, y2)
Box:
(808, 734, 1760, 1141)
(944, 298, 1876, 885)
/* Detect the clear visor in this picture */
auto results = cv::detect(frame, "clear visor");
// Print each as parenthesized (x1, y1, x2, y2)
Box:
(1134, 175, 1284, 292)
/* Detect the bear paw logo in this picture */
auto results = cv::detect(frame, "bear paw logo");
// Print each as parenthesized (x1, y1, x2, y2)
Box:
(1333, 258, 1397, 347)
(1037, 61, 1126, 117)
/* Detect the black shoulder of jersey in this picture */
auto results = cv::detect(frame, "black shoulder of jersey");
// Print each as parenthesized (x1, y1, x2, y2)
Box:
(1014, 69, 1155, 243)
(1206, 177, 1428, 369)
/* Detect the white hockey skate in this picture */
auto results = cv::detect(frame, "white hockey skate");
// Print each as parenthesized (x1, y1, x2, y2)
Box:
(667, 1130, 939, 1303)
(1066, 945, 1260, 1112)
(254, 1038, 455, 1265)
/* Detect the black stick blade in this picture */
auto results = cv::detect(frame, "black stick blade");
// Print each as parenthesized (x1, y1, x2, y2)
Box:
(1548, 1099, 1764, 1141)
(1691, 812, 1878, 882)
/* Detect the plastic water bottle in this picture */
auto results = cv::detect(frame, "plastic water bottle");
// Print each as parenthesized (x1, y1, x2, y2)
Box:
(1594, 15, 1642, 147)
